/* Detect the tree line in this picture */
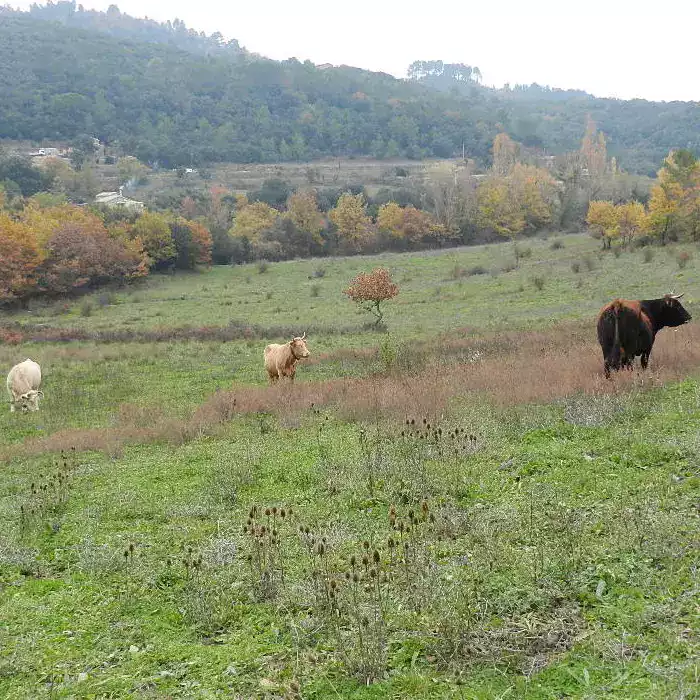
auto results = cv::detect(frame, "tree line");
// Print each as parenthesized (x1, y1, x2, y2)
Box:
(0, 186, 211, 305)
(587, 149, 700, 248)
(0, 114, 686, 306)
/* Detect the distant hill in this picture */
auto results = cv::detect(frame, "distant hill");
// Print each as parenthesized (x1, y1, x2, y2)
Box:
(1, 5, 699, 174)
(6, 1, 243, 57)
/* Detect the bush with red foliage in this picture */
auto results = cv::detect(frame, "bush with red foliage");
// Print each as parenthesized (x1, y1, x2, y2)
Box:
(344, 267, 399, 326)
(40, 221, 148, 294)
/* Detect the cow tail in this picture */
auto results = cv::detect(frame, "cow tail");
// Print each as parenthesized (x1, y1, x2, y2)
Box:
(610, 302, 622, 368)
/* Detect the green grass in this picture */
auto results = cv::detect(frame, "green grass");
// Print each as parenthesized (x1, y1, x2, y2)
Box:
(10, 234, 699, 337)
(1, 234, 699, 698)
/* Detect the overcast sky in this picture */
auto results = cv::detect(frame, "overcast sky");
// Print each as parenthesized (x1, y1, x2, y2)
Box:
(12, 0, 699, 102)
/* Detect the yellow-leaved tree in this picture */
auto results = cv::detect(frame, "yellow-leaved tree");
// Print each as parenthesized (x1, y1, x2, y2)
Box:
(475, 177, 525, 260)
(377, 202, 447, 247)
(615, 201, 645, 246)
(129, 211, 174, 268)
(510, 163, 559, 231)
(229, 200, 279, 243)
(286, 190, 324, 244)
(376, 202, 405, 239)
(0, 214, 40, 303)
(645, 181, 680, 245)
(586, 200, 618, 249)
(330, 192, 374, 252)
(648, 150, 700, 242)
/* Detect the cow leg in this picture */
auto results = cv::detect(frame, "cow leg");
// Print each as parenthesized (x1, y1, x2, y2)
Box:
(640, 352, 650, 370)
(9, 403, 15, 413)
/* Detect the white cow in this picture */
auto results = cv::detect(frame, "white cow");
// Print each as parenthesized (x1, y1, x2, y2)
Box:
(6, 359, 43, 413)
(264, 333, 311, 383)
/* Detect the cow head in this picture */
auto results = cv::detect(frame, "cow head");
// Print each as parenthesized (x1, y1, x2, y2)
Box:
(660, 293, 692, 327)
(17, 390, 43, 413)
(289, 332, 311, 359)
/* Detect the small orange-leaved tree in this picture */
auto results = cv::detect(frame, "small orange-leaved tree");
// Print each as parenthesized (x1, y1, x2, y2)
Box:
(343, 267, 399, 327)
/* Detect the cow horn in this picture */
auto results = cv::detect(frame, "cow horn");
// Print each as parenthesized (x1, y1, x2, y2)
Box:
(672, 293, 684, 299)
(301, 331, 306, 340)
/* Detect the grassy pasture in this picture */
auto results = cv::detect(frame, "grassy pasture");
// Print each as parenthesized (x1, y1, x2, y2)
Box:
(1, 233, 699, 699)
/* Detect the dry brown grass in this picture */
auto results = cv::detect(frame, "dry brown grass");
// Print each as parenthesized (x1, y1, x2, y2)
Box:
(5, 321, 700, 459)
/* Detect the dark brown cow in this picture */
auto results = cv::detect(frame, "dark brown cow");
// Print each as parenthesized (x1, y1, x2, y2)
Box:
(597, 294, 691, 378)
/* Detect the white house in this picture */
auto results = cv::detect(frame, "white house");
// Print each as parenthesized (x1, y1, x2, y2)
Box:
(95, 187, 144, 212)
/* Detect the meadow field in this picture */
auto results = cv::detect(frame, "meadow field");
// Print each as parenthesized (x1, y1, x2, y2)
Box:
(1, 233, 699, 699)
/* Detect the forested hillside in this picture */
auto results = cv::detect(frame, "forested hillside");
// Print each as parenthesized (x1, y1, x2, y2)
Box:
(6, 1, 242, 56)
(1, 4, 700, 173)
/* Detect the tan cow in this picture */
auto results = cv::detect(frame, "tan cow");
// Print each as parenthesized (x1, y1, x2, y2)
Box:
(264, 333, 311, 383)
(7, 358, 43, 413)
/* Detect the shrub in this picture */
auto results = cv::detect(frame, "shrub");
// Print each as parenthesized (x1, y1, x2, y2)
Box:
(257, 261, 269, 274)
(312, 266, 326, 279)
(344, 268, 399, 327)
(571, 261, 581, 273)
(449, 264, 467, 280)
(549, 239, 564, 250)
(80, 300, 93, 317)
(532, 276, 545, 291)
(678, 251, 692, 269)
(517, 245, 533, 258)
(643, 248, 654, 263)
(310, 283, 321, 298)
(97, 292, 115, 307)
(613, 247, 622, 258)
(633, 234, 653, 249)
(583, 256, 596, 271)
(449, 264, 487, 279)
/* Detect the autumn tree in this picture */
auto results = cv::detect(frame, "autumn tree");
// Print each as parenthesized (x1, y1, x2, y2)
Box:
(645, 179, 680, 245)
(40, 220, 148, 293)
(377, 202, 447, 247)
(586, 200, 618, 249)
(510, 163, 559, 231)
(0, 214, 40, 303)
(475, 177, 526, 259)
(492, 133, 520, 175)
(647, 150, 700, 242)
(169, 218, 212, 269)
(377, 202, 404, 238)
(615, 201, 645, 246)
(424, 162, 476, 234)
(344, 267, 399, 327)
(129, 211, 175, 268)
(286, 190, 324, 244)
(180, 195, 198, 219)
(330, 192, 374, 253)
(229, 200, 279, 243)
(21, 203, 103, 251)
(580, 116, 608, 182)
